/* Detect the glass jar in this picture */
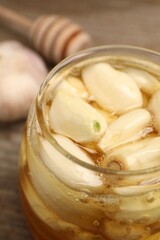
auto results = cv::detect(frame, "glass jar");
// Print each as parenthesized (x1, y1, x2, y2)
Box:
(19, 45, 160, 240)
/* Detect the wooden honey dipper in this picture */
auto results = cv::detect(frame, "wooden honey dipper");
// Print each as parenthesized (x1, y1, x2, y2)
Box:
(0, 5, 92, 63)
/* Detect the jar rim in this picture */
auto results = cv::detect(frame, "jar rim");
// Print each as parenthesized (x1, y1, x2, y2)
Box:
(37, 44, 160, 176)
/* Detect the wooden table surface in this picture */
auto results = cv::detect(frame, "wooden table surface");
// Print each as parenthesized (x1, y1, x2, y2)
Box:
(1, 0, 160, 239)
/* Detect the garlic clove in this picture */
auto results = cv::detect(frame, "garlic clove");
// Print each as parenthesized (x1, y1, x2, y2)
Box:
(113, 189, 160, 224)
(67, 76, 89, 100)
(77, 144, 98, 154)
(142, 92, 149, 107)
(53, 134, 94, 161)
(98, 108, 152, 152)
(114, 182, 160, 195)
(148, 90, 160, 133)
(40, 134, 102, 189)
(53, 80, 80, 96)
(103, 220, 150, 240)
(103, 137, 160, 171)
(49, 90, 107, 143)
(53, 77, 89, 100)
(82, 63, 143, 114)
(111, 181, 160, 224)
(123, 67, 160, 95)
(91, 103, 118, 124)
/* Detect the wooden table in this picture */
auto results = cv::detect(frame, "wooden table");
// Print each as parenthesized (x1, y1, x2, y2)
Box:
(1, 0, 160, 239)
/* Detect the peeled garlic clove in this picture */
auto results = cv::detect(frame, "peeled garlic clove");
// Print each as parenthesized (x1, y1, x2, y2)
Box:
(148, 90, 160, 133)
(113, 189, 160, 224)
(49, 90, 107, 143)
(0, 40, 48, 122)
(114, 184, 160, 195)
(54, 80, 79, 96)
(123, 67, 160, 95)
(54, 77, 89, 100)
(142, 92, 149, 107)
(53, 134, 97, 159)
(98, 108, 152, 152)
(40, 134, 102, 189)
(82, 63, 143, 114)
(67, 76, 89, 99)
(91, 103, 118, 124)
(77, 145, 98, 154)
(103, 137, 160, 171)
(103, 220, 150, 240)
(112, 183, 160, 224)
(141, 176, 160, 185)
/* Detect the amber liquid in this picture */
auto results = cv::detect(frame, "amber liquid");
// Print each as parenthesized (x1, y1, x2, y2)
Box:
(19, 125, 160, 240)
(19, 56, 160, 240)
(19, 133, 79, 240)
(19, 130, 107, 240)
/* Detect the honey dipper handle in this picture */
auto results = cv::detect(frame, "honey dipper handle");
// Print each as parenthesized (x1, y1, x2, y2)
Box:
(0, 5, 32, 36)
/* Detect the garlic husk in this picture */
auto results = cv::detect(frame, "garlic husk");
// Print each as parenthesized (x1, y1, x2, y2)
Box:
(67, 75, 89, 100)
(148, 90, 160, 133)
(49, 90, 107, 143)
(98, 108, 152, 152)
(82, 63, 143, 114)
(123, 67, 160, 95)
(103, 137, 160, 171)
(39, 134, 103, 189)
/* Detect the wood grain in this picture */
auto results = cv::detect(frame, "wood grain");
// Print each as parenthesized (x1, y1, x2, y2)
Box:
(1, 0, 160, 239)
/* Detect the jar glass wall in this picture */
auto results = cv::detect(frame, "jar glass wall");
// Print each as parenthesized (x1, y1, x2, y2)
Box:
(19, 46, 160, 240)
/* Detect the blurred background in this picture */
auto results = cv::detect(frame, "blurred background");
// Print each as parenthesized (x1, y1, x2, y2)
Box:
(2, 0, 160, 50)
(1, 0, 160, 239)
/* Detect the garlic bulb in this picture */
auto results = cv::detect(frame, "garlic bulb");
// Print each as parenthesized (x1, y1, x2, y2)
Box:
(98, 108, 152, 151)
(49, 90, 107, 143)
(82, 63, 143, 114)
(0, 40, 48, 122)
(40, 134, 102, 189)
(148, 90, 160, 133)
(103, 137, 160, 171)
(123, 67, 160, 95)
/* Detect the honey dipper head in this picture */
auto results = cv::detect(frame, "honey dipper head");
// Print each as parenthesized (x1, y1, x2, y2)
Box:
(30, 15, 92, 64)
